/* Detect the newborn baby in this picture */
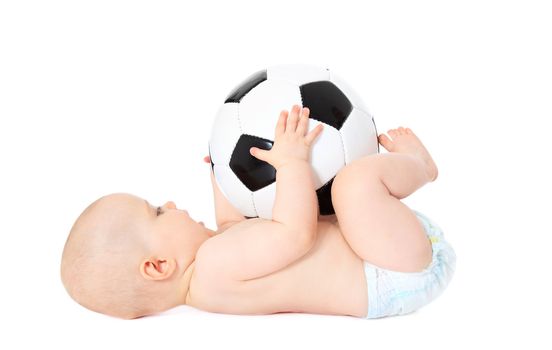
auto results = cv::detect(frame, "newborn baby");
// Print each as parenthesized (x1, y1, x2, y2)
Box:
(61, 105, 455, 319)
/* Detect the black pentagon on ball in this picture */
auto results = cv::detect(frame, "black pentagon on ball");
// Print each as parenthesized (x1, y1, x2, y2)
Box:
(300, 81, 352, 130)
(316, 178, 336, 215)
(225, 70, 268, 103)
(230, 134, 276, 192)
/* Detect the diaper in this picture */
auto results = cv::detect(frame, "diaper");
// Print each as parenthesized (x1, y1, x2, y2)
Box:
(364, 211, 456, 319)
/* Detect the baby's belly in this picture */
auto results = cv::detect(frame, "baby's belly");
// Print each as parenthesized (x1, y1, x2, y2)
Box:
(191, 221, 368, 318)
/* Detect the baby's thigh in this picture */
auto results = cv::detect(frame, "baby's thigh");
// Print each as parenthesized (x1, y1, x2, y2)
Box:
(331, 162, 432, 272)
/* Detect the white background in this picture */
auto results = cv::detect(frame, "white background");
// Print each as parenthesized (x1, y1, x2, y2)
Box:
(1, 0, 551, 349)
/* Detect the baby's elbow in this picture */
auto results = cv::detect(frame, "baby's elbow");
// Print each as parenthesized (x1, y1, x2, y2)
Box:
(292, 226, 317, 252)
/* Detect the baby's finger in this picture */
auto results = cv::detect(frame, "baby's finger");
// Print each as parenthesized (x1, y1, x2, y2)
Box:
(275, 110, 288, 137)
(286, 105, 301, 133)
(304, 123, 323, 145)
(296, 107, 310, 135)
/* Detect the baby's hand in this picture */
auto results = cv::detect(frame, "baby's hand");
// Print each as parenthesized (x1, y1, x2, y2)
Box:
(250, 105, 323, 170)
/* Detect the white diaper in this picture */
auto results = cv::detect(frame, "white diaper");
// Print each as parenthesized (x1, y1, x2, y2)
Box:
(364, 211, 456, 319)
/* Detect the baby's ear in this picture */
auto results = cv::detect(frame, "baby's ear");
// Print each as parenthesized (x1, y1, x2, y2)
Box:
(139, 257, 177, 281)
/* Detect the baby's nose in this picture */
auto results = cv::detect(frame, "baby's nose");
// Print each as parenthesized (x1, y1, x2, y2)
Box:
(163, 201, 177, 210)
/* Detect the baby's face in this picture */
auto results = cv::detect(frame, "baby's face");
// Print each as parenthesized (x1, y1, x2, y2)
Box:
(142, 196, 213, 261)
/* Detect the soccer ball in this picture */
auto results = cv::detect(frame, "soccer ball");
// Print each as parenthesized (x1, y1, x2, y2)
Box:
(208, 64, 378, 219)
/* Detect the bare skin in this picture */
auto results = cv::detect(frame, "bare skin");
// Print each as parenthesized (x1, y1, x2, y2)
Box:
(379, 127, 438, 183)
(61, 105, 442, 319)
(187, 126, 438, 317)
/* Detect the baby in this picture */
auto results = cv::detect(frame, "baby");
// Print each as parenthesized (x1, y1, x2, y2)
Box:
(61, 105, 455, 319)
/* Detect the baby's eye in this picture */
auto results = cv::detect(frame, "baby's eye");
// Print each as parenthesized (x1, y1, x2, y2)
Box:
(156, 206, 162, 216)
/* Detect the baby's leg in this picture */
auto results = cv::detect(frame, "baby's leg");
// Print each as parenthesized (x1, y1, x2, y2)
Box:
(331, 127, 437, 272)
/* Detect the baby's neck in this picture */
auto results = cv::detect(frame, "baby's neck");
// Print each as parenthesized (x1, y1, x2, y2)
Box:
(180, 260, 196, 306)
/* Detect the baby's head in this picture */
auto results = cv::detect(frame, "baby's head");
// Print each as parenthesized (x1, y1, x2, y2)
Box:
(61, 193, 213, 319)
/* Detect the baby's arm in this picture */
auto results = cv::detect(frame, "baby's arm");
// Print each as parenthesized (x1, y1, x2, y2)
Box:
(196, 106, 323, 282)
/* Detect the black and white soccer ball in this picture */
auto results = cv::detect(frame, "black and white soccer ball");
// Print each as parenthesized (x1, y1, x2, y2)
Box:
(208, 64, 378, 219)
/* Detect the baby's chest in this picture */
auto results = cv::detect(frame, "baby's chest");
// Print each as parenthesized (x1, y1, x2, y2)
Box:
(188, 223, 367, 316)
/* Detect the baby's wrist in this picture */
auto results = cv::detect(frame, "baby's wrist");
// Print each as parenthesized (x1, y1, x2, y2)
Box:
(274, 159, 310, 172)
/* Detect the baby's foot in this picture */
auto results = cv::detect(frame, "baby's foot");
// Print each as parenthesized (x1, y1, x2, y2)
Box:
(378, 127, 438, 182)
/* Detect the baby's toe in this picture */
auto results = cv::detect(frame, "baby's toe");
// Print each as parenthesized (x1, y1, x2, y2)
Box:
(378, 133, 394, 151)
